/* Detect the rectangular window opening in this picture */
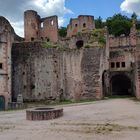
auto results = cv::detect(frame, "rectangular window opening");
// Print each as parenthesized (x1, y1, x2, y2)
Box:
(122, 62, 125, 68)
(116, 62, 120, 68)
(111, 62, 115, 68)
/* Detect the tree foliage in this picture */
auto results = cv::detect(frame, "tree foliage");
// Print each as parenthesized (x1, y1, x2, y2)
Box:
(131, 12, 137, 20)
(95, 16, 105, 29)
(106, 14, 132, 36)
(58, 27, 67, 37)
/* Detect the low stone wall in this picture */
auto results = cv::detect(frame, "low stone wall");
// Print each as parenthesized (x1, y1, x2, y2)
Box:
(26, 108, 63, 121)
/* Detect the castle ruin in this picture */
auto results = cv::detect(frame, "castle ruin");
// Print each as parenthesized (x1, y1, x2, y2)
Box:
(0, 10, 140, 110)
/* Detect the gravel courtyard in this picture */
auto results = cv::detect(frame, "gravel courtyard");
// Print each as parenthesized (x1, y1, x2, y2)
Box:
(0, 98, 140, 140)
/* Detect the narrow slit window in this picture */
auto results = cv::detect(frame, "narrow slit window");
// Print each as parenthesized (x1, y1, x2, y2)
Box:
(41, 22, 43, 28)
(51, 20, 54, 26)
(0, 63, 3, 69)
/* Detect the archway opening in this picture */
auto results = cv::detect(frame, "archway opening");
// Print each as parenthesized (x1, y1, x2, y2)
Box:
(76, 40, 84, 49)
(111, 74, 132, 96)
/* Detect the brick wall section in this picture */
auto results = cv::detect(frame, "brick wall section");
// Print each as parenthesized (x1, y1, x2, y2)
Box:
(81, 48, 104, 99)
(12, 42, 104, 101)
(40, 16, 58, 43)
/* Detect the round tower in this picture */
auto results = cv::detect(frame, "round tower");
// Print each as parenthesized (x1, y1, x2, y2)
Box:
(24, 10, 40, 41)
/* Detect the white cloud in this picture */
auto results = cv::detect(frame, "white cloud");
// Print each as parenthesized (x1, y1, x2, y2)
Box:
(58, 17, 65, 27)
(0, 0, 72, 37)
(31, 0, 72, 16)
(11, 21, 24, 37)
(121, 0, 140, 15)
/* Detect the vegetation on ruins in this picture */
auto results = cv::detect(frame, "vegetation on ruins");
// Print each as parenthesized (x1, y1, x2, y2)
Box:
(106, 14, 132, 36)
(59, 13, 140, 39)
(42, 41, 67, 51)
(84, 28, 106, 48)
(42, 41, 57, 48)
(58, 27, 67, 37)
(95, 13, 140, 36)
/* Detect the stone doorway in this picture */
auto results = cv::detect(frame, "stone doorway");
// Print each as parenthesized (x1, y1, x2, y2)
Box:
(0, 96, 5, 111)
(110, 74, 132, 96)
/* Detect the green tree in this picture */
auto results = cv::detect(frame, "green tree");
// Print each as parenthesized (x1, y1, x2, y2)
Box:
(95, 16, 103, 29)
(95, 16, 106, 29)
(106, 14, 132, 36)
(136, 20, 140, 30)
(58, 27, 67, 37)
(131, 12, 137, 20)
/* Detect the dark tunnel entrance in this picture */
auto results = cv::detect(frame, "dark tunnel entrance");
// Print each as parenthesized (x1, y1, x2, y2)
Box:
(111, 74, 132, 96)
(76, 40, 84, 49)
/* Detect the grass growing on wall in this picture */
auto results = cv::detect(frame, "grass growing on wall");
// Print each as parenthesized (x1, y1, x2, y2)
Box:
(84, 29, 106, 48)
(42, 41, 57, 48)
(91, 29, 106, 46)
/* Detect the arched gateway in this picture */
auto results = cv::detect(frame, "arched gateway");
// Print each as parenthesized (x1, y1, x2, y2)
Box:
(110, 74, 132, 96)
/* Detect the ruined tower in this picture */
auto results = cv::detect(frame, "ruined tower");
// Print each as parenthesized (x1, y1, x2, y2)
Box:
(67, 15, 95, 37)
(24, 10, 40, 41)
(24, 10, 58, 43)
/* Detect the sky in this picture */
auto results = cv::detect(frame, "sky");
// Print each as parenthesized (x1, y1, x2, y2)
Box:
(0, 0, 140, 37)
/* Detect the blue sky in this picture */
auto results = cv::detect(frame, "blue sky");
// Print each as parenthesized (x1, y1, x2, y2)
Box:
(64, 0, 131, 25)
(66, 0, 124, 18)
(0, 0, 139, 36)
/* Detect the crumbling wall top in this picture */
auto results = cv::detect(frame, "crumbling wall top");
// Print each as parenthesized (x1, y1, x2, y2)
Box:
(0, 16, 15, 34)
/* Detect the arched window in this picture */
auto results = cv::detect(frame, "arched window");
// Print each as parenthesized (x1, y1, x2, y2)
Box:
(83, 23, 86, 28)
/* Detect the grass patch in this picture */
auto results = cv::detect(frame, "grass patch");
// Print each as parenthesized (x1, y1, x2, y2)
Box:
(0, 125, 15, 132)
(129, 97, 140, 102)
(50, 122, 139, 135)
(105, 95, 133, 99)
(25, 99, 98, 108)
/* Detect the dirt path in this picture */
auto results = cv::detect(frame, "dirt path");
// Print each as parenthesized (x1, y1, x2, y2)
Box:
(0, 98, 140, 140)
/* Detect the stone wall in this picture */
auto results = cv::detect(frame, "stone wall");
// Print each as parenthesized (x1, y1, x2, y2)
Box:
(12, 42, 104, 101)
(0, 16, 16, 109)
(109, 21, 138, 48)
(134, 45, 140, 99)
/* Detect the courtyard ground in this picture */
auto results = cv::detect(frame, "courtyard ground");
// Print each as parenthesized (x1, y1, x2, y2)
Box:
(0, 98, 140, 140)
